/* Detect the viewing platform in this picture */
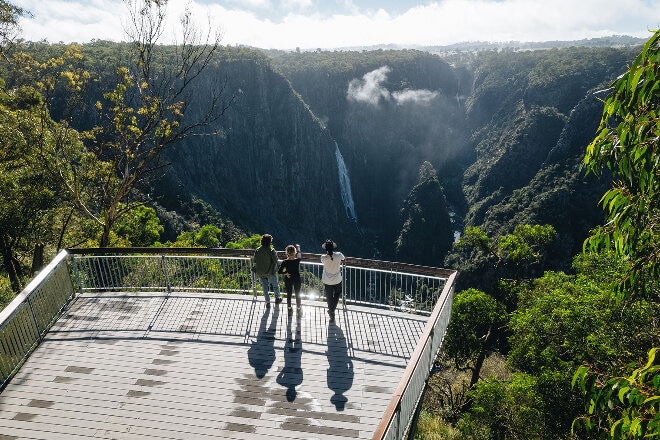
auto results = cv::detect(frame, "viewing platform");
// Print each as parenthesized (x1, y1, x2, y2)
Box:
(0, 248, 456, 439)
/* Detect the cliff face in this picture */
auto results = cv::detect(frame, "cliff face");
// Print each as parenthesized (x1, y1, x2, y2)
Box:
(157, 54, 361, 252)
(150, 45, 639, 266)
(18, 41, 643, 265)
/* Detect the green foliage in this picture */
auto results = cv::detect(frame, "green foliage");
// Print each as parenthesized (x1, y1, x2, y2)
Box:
(114, 205, 164, 247)
(505, 252, 659, 439)
(573, 348, 660, 439)
(570, 29, 660, 440)
(454, 226, 491, 255)
(0, 0, 27, 51)
(444, 288, 507, 386)
(584, 30, 660, 299)
(450, 224, 557, 292)
(395, 162, 453, 266)
(3, 2, 228, 249)
(460, 373, 545, 440)
(0, 73, 77, 291)
(160, 224, 222, 248)
(0, 274, 14, 310)
(498, 224, 556, 264)
(454, 224, 556, 267)
(509, 254, 659, 378)
(194, 225, 222, 248)
(225, 234, 262, 249)
(413, 410, 460, 440)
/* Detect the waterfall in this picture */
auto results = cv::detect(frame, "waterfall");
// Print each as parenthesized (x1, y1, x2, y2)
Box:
(335, 142, 358, 222)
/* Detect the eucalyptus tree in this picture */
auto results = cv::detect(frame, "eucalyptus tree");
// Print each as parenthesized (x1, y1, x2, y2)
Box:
(10, 0, 232, 248)
(71, 0, 232, 247)
(0, 0, 71, 292)
(0, 0, 26, 55)
(573, 29, 660, 439)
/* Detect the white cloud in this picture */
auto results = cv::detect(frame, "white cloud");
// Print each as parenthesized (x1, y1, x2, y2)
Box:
(347, 66, 391, 106)
(393, 89, 438, 105)
(347, 66, 439, 106)
(12, 0, 660, 48)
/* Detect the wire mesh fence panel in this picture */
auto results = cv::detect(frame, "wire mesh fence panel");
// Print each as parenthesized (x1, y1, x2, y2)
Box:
(0, 252, 75, 390)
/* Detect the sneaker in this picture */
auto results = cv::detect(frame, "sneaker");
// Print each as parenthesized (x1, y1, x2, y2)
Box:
(275, 297, 283, 305)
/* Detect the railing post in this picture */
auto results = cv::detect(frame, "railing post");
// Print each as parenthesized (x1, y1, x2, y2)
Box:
(341, 261, 347, 310)
(70, 255, 83, 296)
(161, 255, 172, 294)
(250, 256, 257, 298)
(26, 297, 43, 343)
(396, 400, 402, 439)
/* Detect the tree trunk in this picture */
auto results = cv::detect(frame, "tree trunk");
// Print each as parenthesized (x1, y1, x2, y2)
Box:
(100, 223, 111, 248)
(470, 349, 486, 388)
(1, 235, 23, 293)
(31, 243, 45, 274)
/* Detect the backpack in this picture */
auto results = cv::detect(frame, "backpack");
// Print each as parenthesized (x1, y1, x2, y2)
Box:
(253, 246, 275, 276)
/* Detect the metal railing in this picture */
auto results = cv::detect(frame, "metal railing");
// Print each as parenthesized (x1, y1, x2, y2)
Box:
(372, 270, 457, 440)
(0, 247, 457, 439)
(67, 248, 454, 315)
(0, 250, 75, 390)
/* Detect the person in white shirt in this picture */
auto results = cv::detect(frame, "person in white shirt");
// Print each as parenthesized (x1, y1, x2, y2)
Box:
(320, 239, 345, 322)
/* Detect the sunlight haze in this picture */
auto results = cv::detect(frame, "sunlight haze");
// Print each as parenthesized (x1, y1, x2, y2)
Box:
(12, 0, 660, 50)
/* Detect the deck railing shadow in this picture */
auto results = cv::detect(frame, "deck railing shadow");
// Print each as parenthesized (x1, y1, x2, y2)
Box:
(0, 247, 456, 440)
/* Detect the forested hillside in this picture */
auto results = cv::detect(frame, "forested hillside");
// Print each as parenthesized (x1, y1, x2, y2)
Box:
(0, 31, 642, 292)
(267, 46, 638, 270)
(1, 2, 658, 437)
(7, 42, 639, 270)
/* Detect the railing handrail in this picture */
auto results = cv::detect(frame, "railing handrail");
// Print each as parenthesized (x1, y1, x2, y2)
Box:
(65, 247, 455, 278)
(372, 270, 457, 440)
(0, 249, 75, 391)
(0, 249, 70, 325)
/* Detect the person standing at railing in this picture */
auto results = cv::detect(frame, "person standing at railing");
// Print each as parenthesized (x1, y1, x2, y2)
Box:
(253, 234, 282, 308)
(278, 244, 303, 316)
(321, 239, 345, 322)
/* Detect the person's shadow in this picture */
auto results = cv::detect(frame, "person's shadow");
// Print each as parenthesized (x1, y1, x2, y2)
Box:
(248, 306, 279, 378)
(326, 320, 353, 410)
(277, 315, 303, 401)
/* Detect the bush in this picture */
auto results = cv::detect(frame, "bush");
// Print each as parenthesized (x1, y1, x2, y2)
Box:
(413, 410, 460, 440)
(0, 275, 15, 311)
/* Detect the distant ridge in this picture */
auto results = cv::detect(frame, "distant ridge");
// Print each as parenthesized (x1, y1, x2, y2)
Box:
(261, 35, 647, 55)
(423, 34, 647, 53)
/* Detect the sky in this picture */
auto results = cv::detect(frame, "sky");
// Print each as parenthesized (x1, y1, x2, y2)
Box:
(12, 0, 660, 50)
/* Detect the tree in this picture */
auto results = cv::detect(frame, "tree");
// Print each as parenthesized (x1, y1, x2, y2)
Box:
(225, 234, 262, 249)
(574, 28, 660, 439)
(0, 0, 27, 55)
(114, 204, 163, 246)
(458, 373, 545, 440)
(584, 29, 660, 299)
(443, 288, 507, 389)
(32, 0, 232, 247)
(0, 81, 74, 291)
(573, 348, 660, 439)
(450, 224, 556, 292)
(162, 224, 222, 248)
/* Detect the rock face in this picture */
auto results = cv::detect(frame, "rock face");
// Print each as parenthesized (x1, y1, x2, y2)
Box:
(157, 54, 361, 252)
(149, 45, 640, 265)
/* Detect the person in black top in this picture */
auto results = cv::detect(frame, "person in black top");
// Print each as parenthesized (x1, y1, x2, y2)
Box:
(278, 244, 302, 315)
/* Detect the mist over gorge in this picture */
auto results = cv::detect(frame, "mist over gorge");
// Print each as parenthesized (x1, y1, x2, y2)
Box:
(45, 41, 641, 268)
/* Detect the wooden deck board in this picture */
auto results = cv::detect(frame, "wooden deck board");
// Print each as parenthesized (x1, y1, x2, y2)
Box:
(0, 292, 428, 439)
